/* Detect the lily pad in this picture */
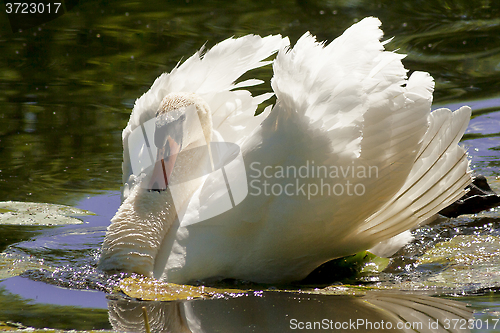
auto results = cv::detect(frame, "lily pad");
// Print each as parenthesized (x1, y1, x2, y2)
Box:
(0, 323, 113, 333)
(118, 251, 393, 302)
(120, 277, 248, 301)
(0, 252, 53, 280)
(300, 251, 390, 284)
(0, 201, 94, 226)
(416, 235, 500, 288)
(119, 276, 385, 302)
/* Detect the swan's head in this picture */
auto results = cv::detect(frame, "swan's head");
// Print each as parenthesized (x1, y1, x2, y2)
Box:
(148, 92, 213, 191)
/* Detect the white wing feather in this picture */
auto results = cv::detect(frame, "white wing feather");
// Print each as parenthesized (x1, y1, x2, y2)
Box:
(179, 18, 471, 257)
(269, 17, 434, 239)
(367, 106, 472, 256)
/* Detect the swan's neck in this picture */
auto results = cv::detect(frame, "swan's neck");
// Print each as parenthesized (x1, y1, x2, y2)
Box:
(100, 92, 214, 277)
(99, 187, 177, 277)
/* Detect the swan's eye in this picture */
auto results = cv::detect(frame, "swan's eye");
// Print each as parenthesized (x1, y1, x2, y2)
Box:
(148, 188, 165, 193)
(154, 113, 185, 150)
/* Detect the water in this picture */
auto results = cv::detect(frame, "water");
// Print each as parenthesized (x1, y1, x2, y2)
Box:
(0, 0, 500, 331)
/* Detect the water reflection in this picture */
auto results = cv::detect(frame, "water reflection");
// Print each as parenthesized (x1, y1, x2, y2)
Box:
(108, 291, 473, 333)
(460, 99, 500, 178)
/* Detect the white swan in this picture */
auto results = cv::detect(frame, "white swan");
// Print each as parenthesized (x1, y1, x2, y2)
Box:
(99, 17, 472, 284)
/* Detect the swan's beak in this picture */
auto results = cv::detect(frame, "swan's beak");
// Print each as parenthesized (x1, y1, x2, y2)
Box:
(148, 138, 182, 191)
(148, 111, 185, 191)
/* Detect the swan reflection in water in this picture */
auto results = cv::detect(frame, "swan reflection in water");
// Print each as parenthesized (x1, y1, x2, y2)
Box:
(107, 291, 473, 333)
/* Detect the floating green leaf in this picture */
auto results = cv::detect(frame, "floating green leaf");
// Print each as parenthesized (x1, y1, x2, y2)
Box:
(0, 201, 95, 226)
(120, 276, 248, 301)
(416, 235, 500, 288)
(301, 250, 390, 284)
(0, 253, 53, 280)
(0, 320, 113, 332)
(119, 276, 385, 301)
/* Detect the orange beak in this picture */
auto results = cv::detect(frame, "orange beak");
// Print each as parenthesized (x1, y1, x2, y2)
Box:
(149, 136, 182, 191)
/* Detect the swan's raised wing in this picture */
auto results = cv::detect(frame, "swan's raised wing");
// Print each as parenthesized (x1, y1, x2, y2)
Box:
(169, 19, 472, 283)
(269, 17, 440, 239)
(269, 18, 471, 257)
(189, 18, 429, 228)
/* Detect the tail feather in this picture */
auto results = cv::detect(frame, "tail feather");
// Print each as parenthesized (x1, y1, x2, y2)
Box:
(360, 106, 472, 248)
